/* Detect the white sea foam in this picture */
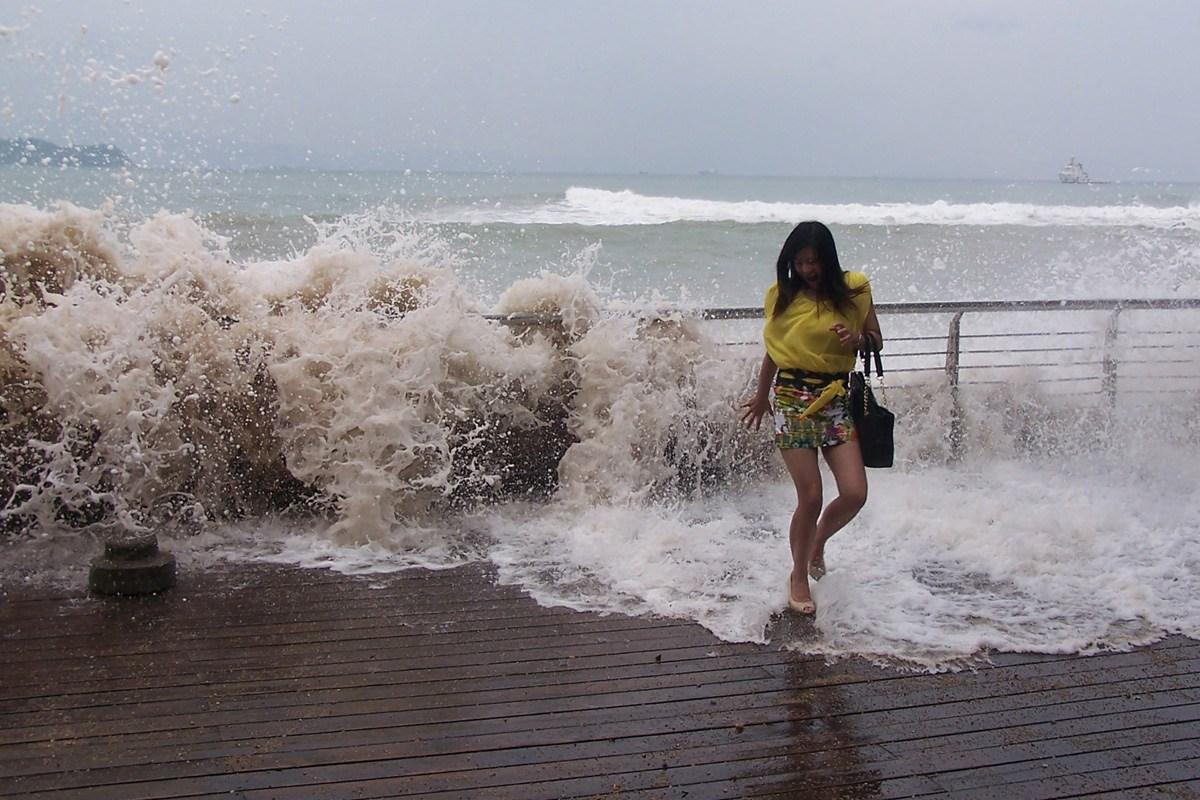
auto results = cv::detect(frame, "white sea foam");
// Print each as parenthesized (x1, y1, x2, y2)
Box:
(435, 187, 1200, 229)
(475, 374, 1199, 666)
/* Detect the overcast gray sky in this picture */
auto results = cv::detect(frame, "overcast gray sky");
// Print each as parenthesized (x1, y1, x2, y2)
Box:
(3, 0, 1199, 180)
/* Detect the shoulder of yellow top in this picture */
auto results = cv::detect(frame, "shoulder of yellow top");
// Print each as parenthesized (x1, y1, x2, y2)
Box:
(844, 270, 869, 289)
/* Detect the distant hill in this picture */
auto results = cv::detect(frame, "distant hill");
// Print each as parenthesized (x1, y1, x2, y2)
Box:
(0, 137, 134, 168)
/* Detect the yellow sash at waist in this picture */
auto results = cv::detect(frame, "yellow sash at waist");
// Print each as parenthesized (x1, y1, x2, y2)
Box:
(776, 371, 847, 420)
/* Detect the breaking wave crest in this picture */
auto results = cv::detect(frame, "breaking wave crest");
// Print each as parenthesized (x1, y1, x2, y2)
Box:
(436, 186, 1200, 229)
(0, 202, 768, 541)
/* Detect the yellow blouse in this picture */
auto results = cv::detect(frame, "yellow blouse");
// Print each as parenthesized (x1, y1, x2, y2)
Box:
(762, 271, 872, 373)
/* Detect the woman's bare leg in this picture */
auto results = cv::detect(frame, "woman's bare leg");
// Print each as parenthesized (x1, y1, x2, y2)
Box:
(780, 447, 822, 607)
(809, 441, 868, 579)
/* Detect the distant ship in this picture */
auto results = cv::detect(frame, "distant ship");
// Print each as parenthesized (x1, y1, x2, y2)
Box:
(1058, 156, 1090, 184)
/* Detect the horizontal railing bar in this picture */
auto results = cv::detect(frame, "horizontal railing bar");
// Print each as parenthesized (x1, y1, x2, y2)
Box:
(959, 361, 1104, 369)
(882, 372, 1104, 383)
(959, 375, 1102, 385)
(1125, 330, 1200, 336)
(877, 299, 1200, 313)
(720, 340, 1200, 352)
(883, 347, 1097, 358)
(1033, 391, 1107, 397)
(487, 298, 1200, 325)
(1113, 358, 1196, 366)
(1120, 371, 1196, 377)
(895, 331, 1096, 343)
(697, 299, 1200, 322)
(1118, 374, 1195, 381)
(964, 346, 1095, 355)
(871, 373, 1102, 384)
(884, 369, 1193, 380)
(611, 342, 1195, 356)
(695, 307, 763, 321)
(962, 330, 1096, 339)
(957, 378, 1101, 387)
(719, 352, 1112, 365)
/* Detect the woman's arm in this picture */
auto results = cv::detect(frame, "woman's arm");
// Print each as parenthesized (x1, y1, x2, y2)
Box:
(862, 303, 883, 351)
(740, 352, 777, 429)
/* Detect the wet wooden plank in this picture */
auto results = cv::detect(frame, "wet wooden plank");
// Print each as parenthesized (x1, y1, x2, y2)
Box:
(2, 560, 1198, 800)
(11, 650, 1197, 751)
(1086, 783, 1200, 799)
(8, 646, 1198, 760)
(6, 652, 1199, 774)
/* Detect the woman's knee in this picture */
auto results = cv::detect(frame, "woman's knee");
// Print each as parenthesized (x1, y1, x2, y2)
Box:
(841, 483, 868, 511)
(795, 485, 822, 513)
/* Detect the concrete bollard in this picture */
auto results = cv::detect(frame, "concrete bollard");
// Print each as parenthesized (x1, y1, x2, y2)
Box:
(88, 533, 176, 596)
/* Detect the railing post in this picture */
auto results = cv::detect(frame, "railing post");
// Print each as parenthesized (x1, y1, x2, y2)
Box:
(946, 312, 964, 460)
(1102, 307, 1121, 409)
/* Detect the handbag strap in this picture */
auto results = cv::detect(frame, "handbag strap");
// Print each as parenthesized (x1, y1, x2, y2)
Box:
(859, 338, 884, 378)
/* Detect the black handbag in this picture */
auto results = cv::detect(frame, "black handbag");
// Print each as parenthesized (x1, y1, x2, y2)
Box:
(849, 343, 895, 468)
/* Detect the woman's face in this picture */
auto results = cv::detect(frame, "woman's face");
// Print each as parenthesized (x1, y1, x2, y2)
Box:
(793, 246, 822, 289)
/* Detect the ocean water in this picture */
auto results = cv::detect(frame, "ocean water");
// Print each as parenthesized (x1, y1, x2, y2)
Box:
(2, 166, 1199, 669)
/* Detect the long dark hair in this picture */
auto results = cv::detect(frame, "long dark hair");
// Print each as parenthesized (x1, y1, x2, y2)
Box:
(773, 220, 862, 317)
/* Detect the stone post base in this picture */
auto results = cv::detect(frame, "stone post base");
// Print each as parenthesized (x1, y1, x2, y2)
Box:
(88, 534, 176, 596)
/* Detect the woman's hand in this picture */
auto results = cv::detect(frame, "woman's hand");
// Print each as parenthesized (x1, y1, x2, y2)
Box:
(829, 323, 862, 350)
(740, 391, 772, 430)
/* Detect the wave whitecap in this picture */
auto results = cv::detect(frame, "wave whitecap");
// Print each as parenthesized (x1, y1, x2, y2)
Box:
(441, 187, 1200, 229)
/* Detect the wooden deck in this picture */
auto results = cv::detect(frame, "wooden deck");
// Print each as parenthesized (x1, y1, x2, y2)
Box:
(2, 560, 1198, 800)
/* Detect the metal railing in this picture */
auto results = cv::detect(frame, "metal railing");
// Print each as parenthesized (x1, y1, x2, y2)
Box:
(714, 299, 1199, 459)
(694, 299, 1199, 387)
(492, 298, 1200, 459)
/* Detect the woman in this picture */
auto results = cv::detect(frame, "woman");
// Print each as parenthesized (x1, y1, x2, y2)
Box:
(740, 221, 882, 615)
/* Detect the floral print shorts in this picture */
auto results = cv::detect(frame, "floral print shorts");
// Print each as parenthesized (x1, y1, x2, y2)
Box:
(773, 380, 857, 449)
